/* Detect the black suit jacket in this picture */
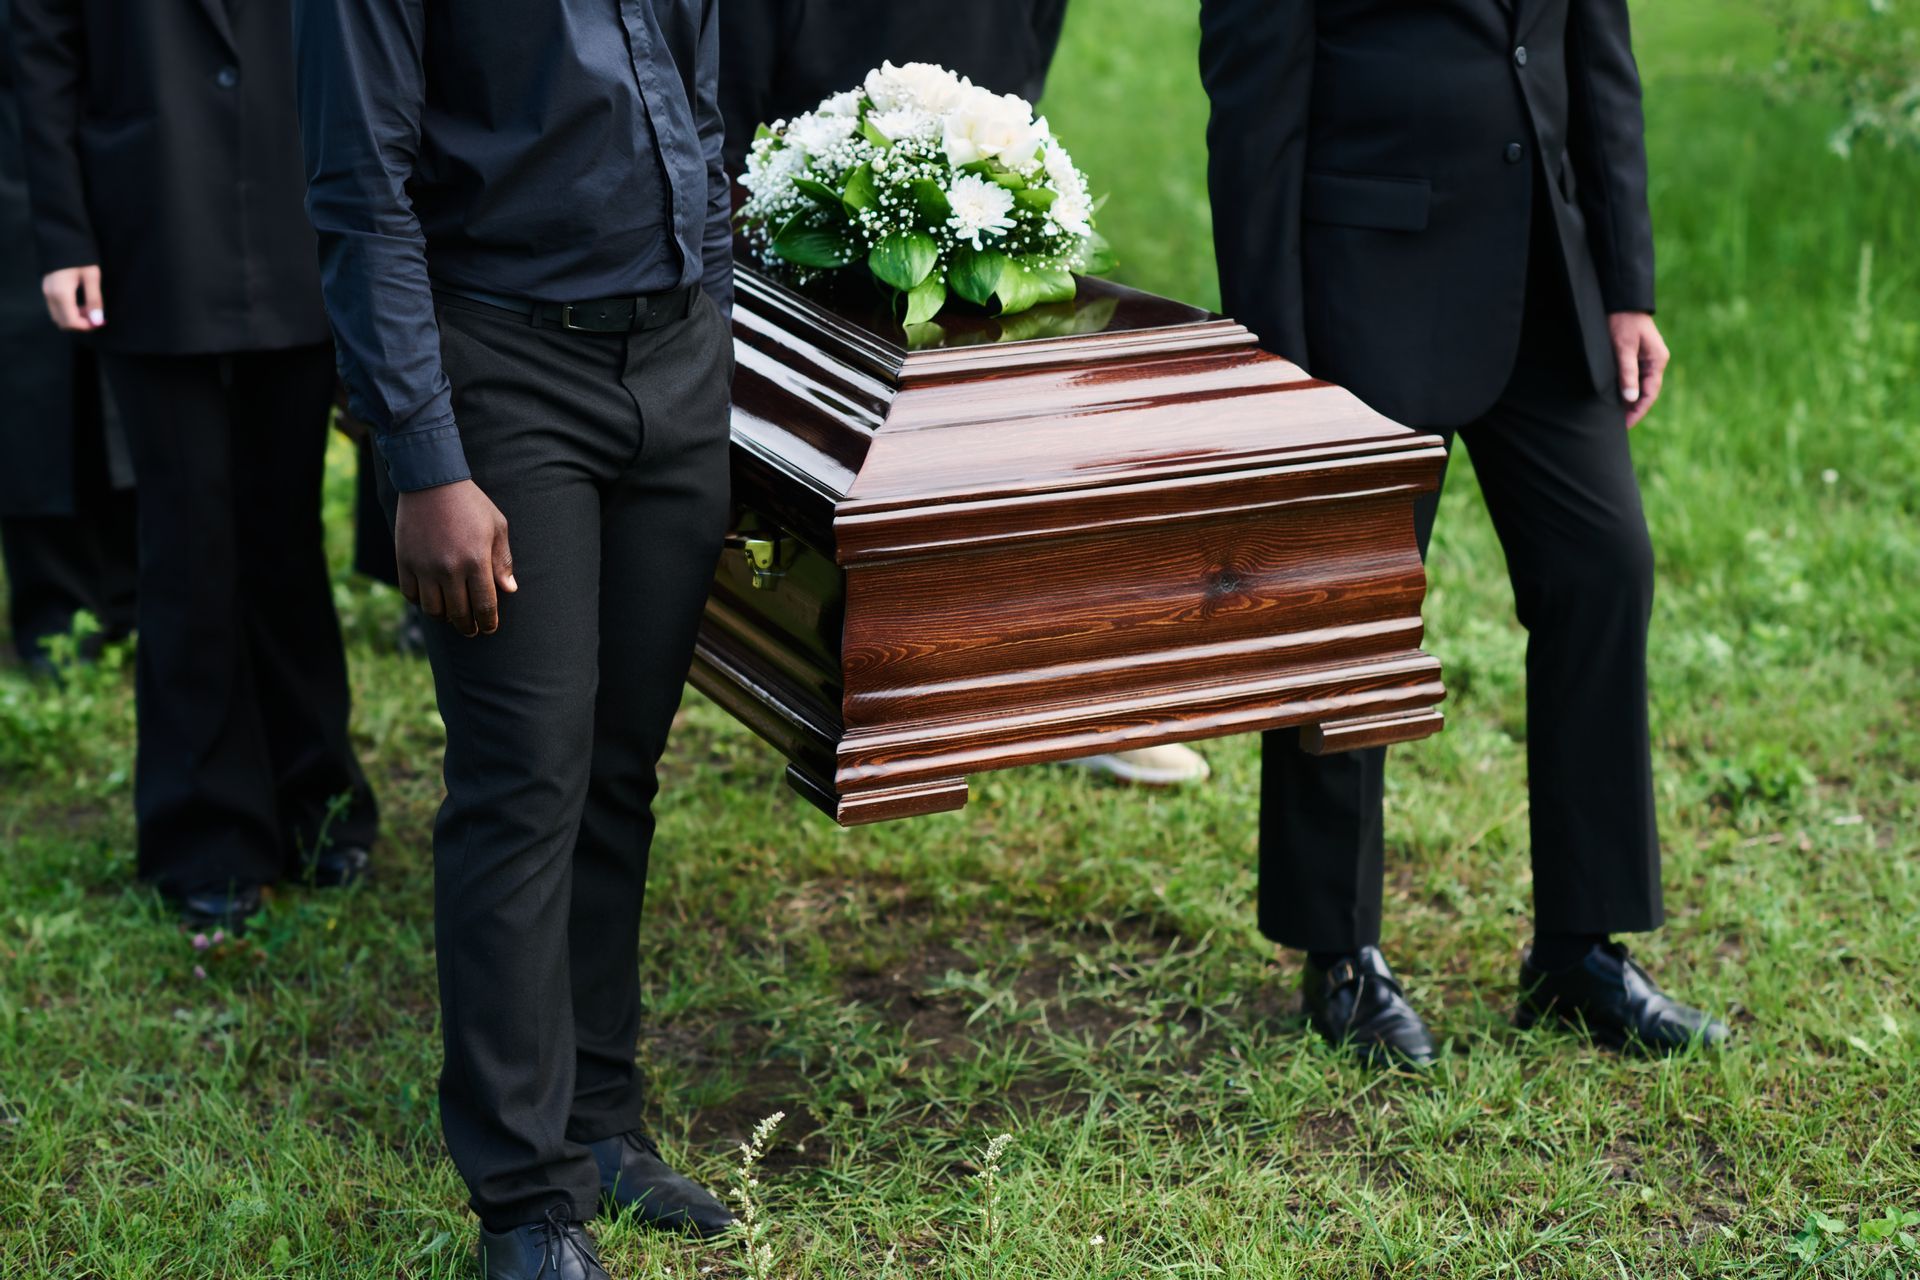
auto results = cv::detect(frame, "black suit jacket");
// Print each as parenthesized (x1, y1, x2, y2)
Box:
(721, 0, 1070, 172)
(1200, 0, 1654, 428)
(10, 0, 327, 354)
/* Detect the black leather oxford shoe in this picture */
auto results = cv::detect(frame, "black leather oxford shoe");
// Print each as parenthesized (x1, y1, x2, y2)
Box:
(591, 1130, 733, 1238)
(477, 1206, 609, 1280)
(173, 883, 266, 933)
(1302, 946, 1438, 1069)
(1517, 941, 1730, 1054)
(302, 842, 372, 888)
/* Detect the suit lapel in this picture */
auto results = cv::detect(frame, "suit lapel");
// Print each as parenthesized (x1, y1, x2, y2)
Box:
(194, 0, 240, 56)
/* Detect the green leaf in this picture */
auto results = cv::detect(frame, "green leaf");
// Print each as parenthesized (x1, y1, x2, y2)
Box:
(772, 216, 860, 269)
(995, 257, 1076, 315)
(868, 232, 940, 291)
(1077, 231, 1117, 276)
(987, 167, 1029, 191)
(904, 275, 947, 326)
(948, 246, 1009, 306)
(1014, 186, 1058, 212)
(792, 177, 842, 208)
(860, 116, 891, 147)
(753, 123, 775, 142)
(910, 179, 952, 223)
(841, 164, 877, 213)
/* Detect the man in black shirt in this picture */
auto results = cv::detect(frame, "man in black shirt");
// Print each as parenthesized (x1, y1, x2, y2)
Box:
(294, 1, 733, 1274)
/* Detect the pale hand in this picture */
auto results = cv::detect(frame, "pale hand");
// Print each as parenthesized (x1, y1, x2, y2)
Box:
(394, 480, 518, 637)
(1608, 311, 1670, 429)
(42, 266, 105, 332)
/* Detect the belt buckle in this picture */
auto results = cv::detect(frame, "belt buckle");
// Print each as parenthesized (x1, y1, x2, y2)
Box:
(559, 303, 592, 333)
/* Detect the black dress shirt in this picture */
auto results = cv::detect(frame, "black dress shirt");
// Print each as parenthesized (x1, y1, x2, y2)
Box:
(293, 0, 732, 492)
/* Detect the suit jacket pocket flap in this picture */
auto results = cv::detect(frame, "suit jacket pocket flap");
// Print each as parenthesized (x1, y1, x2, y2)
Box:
(1303, 172, 1431, 232)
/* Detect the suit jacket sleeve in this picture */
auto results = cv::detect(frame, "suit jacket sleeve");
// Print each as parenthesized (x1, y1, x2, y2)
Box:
(292, 0, 467, 493)
(718, 0, 785, 173)
(10, 0, 97, 272)
(1199, 0, 1314, 366)
(1567, 0, 1655, 314)
(695, 0, 733, 319)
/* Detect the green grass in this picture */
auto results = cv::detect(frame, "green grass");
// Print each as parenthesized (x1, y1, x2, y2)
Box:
(4, 1, 1919, 1275)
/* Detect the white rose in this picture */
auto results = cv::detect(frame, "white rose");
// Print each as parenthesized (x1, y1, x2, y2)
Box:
(864, 61, 968, 114)
(943, 90, 1047, 170)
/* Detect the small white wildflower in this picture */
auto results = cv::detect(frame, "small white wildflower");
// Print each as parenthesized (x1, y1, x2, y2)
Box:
(1089, 1234, 1105, 1247)
(1821, 468, 1839, 485)
(946, 172, 1016, 249)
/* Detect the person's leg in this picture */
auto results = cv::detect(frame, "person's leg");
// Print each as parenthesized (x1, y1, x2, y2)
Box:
(566, 294, 731, 1146)
(395, 298, 640, 1231)
(1459, 321, 1663, 942)
(1, 357, 137, 663)
(1255, 473, 1448, 953)
(102, 352, 284, 899)
(226, 345, 379, 868)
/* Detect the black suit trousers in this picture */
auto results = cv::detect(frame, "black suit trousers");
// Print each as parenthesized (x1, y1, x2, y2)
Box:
(1256, 253, 1663, 952)
(2, 348, 136, 659)
(380, 292, 730, 1231)
(101, 345, 377, 895)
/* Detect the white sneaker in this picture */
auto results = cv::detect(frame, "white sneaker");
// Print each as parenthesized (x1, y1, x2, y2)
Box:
(1068, 744, 1211, 788)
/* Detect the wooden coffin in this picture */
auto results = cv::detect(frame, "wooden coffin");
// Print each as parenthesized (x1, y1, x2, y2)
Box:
(690, 266, 1449, 825)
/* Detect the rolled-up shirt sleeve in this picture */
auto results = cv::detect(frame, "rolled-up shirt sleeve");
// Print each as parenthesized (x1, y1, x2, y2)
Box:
(292, 0, 468, 492)
(693, 0, 733, 319)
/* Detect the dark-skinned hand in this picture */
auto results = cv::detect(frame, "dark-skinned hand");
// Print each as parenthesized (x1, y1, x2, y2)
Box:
(394, 480, 517, 637)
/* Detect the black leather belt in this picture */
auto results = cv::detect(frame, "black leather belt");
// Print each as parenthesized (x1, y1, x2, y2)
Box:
(434, 283, 698, 334)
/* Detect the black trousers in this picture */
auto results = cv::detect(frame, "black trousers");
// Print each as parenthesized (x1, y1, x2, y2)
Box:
(381, 292, 730, 1231)
(2, 352, 137, 661)
(101, 346, 377, 896)
(1257, 232, 1663, 953)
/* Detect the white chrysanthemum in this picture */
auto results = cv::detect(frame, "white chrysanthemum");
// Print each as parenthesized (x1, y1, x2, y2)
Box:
(1048, 189, 1093, 238)
(945, 172, 1017, 249)
(943, 88, 1047, 171)
(1044, 142, 1087, 198)
(817, 89, 861, 118)
(867, 107, 937, 143)
(864, 60, 969, 114)
(785, 111, 857, 157)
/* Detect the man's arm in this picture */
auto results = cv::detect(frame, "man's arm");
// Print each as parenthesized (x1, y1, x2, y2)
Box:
(694, 0, 733, 318)
(293, 0, 514, 634)
(11, 0, 104, 329)
(1198, 0, 1314, 367)
(1568, 0, 1668, 426)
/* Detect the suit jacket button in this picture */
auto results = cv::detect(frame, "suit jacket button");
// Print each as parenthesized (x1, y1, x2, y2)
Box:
(1504, 141, 1524, 164)
(215, 66, 239, 89)
(1514, 45, 1529, 67)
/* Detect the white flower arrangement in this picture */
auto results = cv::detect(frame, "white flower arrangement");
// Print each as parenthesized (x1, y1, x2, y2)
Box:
(737, 61, 1111, 323)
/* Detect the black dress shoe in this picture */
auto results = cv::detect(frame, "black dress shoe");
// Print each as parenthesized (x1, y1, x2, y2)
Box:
(1517, 941, 1729, 1055)
(477, 1206, 609, 1280)
(591, 1130, 733, 1237)
(173, 884, 266, 933)
(302, 843, 372, 888)
(1301, 946, 1438, 1069)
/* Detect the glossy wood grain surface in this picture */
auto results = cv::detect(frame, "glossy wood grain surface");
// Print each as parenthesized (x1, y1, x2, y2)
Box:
(690, 266, 1449, 824)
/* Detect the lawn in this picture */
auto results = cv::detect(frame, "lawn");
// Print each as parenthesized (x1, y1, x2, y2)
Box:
(3, 1, 1918, 1276)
